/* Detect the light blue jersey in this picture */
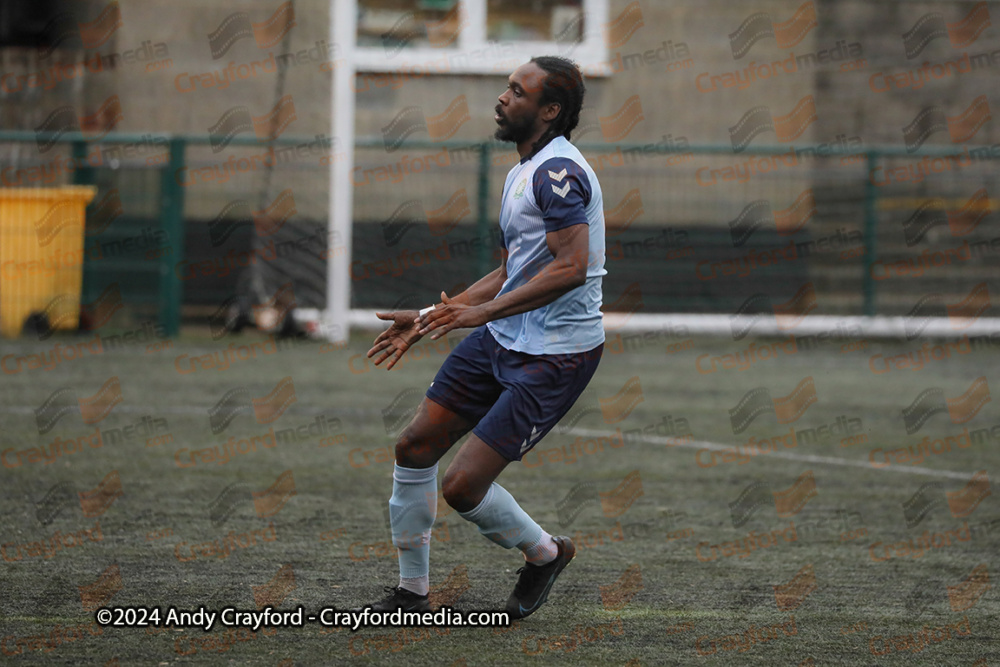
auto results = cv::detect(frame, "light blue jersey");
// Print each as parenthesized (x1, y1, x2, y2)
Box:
(487, 136, 606, 355)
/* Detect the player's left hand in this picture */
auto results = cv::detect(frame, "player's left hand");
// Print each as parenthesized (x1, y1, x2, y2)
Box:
(416, 292, 487, 340)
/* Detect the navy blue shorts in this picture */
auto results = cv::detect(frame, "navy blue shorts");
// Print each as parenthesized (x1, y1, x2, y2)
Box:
(425, 326, 603, 461)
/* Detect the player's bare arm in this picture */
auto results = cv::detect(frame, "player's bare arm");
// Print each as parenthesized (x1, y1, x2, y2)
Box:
(442, 247, 509, 308)
(416, 223, 589, 340)
(366, 249, 509, 369)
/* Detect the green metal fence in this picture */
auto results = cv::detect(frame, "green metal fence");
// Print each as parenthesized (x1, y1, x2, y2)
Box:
(2, 130, 998, 337)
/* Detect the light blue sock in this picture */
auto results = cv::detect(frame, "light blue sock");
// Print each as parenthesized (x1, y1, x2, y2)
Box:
(390, 463, 438, 594)
(458, 483, 556, 563)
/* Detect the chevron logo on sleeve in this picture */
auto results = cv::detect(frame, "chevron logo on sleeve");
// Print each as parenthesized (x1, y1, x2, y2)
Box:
(551, 182, 572, 198)
(548, 168, 567, 181)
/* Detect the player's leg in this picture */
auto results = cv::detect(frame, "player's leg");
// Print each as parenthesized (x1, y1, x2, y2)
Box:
(442, 433, 577, 621)
(363, 327, 503, 612)
(370, 398, 474, 612)
(444, 340, 605, 619)
(442, 433, 562, 562)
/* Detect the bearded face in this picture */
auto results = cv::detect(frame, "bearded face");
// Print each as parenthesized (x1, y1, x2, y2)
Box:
(494, 102, 538, 144)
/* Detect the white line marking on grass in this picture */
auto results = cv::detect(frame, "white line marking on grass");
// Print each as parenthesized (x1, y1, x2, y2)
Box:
(567, 427, 974, 480)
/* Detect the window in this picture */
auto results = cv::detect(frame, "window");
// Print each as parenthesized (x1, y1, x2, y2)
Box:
(353, 0, 610, 76)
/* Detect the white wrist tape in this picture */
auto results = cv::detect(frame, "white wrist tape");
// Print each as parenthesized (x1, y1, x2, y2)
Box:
(419, 305, 436, 317)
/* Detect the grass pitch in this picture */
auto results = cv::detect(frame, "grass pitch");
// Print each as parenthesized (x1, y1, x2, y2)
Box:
(0, 324, 997, 666)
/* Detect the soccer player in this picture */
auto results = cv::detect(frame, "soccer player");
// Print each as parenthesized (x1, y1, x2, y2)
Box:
(362, 56, 605, 620)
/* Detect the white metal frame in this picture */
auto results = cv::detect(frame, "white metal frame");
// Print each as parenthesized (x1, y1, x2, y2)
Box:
(352, 0, 611, 75)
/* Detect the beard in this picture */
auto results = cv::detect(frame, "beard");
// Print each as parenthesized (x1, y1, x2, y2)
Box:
(494, 110, 535, 144)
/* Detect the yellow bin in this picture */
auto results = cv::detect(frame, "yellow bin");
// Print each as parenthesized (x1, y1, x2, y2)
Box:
(0, 186, 98, 338)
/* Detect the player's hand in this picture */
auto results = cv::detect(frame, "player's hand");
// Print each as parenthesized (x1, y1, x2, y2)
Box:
(415, 292, 487, 340)
(367, 310, 422, 370)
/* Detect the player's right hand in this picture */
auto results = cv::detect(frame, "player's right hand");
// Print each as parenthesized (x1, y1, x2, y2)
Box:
(367, 310, 422, 370)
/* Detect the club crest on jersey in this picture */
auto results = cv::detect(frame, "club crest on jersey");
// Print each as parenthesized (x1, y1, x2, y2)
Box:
(514, 178, 527, 199)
